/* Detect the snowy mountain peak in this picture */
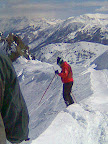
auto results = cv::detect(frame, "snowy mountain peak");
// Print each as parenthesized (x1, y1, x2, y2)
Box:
(84, 13, 108, 19)
(0, 14, 108, 54)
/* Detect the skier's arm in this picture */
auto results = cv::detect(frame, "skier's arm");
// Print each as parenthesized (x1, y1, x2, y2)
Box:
(58, 67, 68, 78)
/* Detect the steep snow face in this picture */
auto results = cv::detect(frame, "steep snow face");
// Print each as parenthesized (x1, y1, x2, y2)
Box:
(31, 52, 108, 144)
(6, 41, 107, 144)
(91, 50, 108, 70)
(12, 57, 65, 144)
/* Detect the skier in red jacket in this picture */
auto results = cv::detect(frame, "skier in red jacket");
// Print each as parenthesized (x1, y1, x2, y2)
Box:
(55, 57, 74, 107)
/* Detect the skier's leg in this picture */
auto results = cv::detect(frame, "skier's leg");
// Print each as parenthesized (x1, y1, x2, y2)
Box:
(63, 83, 69, 106)
(63, 82, 74, 106)
(69, 95, 74, 104)
(63, 83, 72, 106)
(68, 82, 74, 104)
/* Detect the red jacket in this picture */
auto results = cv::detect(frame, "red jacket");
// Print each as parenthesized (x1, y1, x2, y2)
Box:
(58, 61, 73, 83)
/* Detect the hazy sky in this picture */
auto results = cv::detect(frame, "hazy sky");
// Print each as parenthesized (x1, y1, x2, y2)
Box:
(0, 0, 108, 19)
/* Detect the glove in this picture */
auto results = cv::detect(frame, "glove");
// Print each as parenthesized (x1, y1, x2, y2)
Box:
(55, 70, 59, 74)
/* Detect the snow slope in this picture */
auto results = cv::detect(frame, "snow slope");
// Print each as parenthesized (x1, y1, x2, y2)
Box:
(31, 55, 108, 144)
(91, 50, 108, 70)
(6, 41, 107, 144)
(1, 14, 108, 144)
(13, 57, 65, 144)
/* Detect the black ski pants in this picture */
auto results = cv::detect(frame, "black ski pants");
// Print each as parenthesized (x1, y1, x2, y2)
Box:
(63, 82, 74, 107)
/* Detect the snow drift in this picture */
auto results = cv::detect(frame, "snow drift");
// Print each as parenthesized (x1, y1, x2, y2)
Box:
(91, 50, 108, 70)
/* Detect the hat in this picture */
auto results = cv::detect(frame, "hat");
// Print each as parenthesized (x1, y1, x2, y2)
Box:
(57, 57, 63, 65)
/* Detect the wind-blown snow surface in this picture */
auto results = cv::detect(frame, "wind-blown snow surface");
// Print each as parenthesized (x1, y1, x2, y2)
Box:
(12, 57, 65, 144)
(1, 14, 108, 144)
(9, 41, 108, 144)
(31, 62, 108, 143)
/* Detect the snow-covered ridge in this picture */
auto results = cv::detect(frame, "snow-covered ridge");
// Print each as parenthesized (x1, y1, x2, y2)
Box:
(1, 14, 108, 144)
(7, 41, 107, 144)
(34, 42, 108, 65)
(0, 16, 62, 35)
(8, 41, 108, 144)
(76, 13, 108, 24)
(63, 13, 108, 28)
(29, 13, 108, 52)
(0, 13, 108, 54)
(32, 69, 108, 144)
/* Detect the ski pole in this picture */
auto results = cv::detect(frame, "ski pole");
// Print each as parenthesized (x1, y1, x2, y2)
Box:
(38, 74, 56, 105)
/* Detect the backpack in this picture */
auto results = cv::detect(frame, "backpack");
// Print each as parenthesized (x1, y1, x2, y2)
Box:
(0, 54, 29, 143)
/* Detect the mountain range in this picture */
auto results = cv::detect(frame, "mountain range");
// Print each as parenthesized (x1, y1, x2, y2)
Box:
(0, 13, 108, 144)
(0, 13, 108, 58)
